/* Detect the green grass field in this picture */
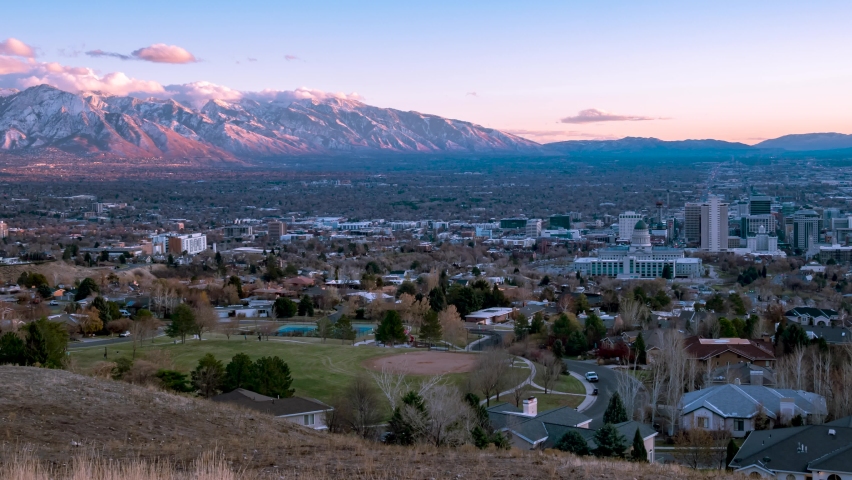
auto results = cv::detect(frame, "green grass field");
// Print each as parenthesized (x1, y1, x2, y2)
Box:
(535, 393, 584, 410)
(532, 364, 585, 395)
(69, 334, 404, 402)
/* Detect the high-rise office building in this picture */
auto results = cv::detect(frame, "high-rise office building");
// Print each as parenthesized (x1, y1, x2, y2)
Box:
(0, 221, 7, 239)
(618, 211, 643, 242)
(749, 196, 772, 216)
(701, 196, 728, 252)
(549, 214, 572, 230)
(525, 219, 542, 238)
(792, 210, 820, 252)
(684, 203, 702, 246)
(268, 221, 287, 238)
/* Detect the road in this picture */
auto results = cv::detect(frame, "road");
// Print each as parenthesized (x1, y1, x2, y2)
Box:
(564, 359, 619, 429)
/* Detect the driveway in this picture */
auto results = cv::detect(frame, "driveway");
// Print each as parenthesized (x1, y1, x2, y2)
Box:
(564, 359, 619, 429)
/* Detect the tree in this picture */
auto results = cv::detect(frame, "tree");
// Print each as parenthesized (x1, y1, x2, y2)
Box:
(396, 281, 417, 298)
(223, 353, 254, 392)
(227, 276, 244, 298)
(584, 312, 607, 347)
(0, 332, 26, 365)
(539, 352, 563, 394)
(419, 310, 442, 348)
(386, 391, 428, 445)
(725, 438, 738, 470)
(376, 310, 407, 346)
(333, 315, 356, 344)
(705, 294, 725, 313)
(316, 317, 332, 343)
(191, 353, 225, 398)
(22, 317, 69, 368)
(631, 428, 648, 462)
(530, 312, 545, 334)
(251, 356, 295, 398)
(274, 297, 298, 318)
(574, 294, 590, 314)
(661, 264, 672, 280)
(193, 303, 218, 340)
(555, 430, 591, 455)
(553, 339, 565, 359)
(328, 374, 383, 440)
(603, 392, 629, 424)
(593, 423, 627, 458)
(156, 369, 192, 393)
(634, 332, 647, 364)
(298, 295, 315, 317)
(75, 277, 100, 301)
(166, 304, 196, 343)
(514, 313, 529, 340)
(428, 287, 447, 312)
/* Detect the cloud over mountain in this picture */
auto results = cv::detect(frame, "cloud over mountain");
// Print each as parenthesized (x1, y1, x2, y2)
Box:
(560, 108, 662, 124)
(86, 44, 198, 64)
(0, 38, 35, 58)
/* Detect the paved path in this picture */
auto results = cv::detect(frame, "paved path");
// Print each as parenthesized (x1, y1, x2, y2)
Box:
(565, 359, 619, 429)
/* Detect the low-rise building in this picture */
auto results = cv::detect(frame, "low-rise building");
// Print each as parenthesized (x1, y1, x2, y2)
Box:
(684, 336, 776, 369)
(784, 307, 840, 326)
(168, 233, 207, 256)
(465, 307, 514, 325)
(211, 389, 333, 430)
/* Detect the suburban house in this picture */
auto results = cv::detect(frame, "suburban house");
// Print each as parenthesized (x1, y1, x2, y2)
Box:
(680, 384, 827, 437)
(784, 307, 840, 326)
(211, 389, 333, 430)
(684, 336, 776, 368)
(486, 397, 592, 449)
(466, 307, 514, 325)
(543, 421, 658, 463)
(729, 423, 852, 479)
(799, 324, 852, 345)
(710, 363, 776, 387)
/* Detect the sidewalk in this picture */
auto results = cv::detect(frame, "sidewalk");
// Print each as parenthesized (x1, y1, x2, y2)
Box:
(569, 370, 597, 412)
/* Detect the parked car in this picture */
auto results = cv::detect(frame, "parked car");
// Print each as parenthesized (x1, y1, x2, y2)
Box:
(585, 372, 599, 383)
(49, 300, 59, 306)
(118, 331, 131, 337)
(119, 309, 131, 317)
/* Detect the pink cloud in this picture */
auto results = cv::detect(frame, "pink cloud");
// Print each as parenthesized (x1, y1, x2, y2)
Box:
(560, 108, 665, 124)
(131, 44, 197, 64)
(466, 92, 478, 97)
(0, 56, 33, 75)
(284, 55, 299, 61)
(0, 38, 35, 58)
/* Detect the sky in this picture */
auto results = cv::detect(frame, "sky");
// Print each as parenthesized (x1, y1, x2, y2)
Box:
(1, 0, 852, 144)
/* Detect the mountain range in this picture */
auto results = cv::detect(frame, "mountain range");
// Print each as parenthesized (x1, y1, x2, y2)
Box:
(0, 84, 850, 161)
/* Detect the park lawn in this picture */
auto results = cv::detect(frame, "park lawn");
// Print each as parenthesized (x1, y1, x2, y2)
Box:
(69, 334, 404, 403)
(533, 393, 584, 410)
(533, 365, 585, 395)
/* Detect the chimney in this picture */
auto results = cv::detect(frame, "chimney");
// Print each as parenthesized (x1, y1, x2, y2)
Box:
(522, 397, 538, 417)
(750, 369, 764, 386)
(734, 377, 741, 385)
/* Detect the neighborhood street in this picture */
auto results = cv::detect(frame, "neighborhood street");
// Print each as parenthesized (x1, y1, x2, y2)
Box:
(564, 359, 620, 429)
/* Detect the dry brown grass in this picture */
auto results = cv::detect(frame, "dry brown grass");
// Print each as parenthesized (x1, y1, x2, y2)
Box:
(0, 366, 737, 479)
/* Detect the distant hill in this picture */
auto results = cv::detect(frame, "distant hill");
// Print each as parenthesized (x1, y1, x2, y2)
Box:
(755, 132, 852, 151)
(545, 136, 756, 157)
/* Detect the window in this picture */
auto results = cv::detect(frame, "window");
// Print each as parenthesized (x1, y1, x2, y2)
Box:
(697, 417, 709, 428)
(785, 475, 796, 480)
(303, 414, 315, 426)
(735, 420, 744, 431)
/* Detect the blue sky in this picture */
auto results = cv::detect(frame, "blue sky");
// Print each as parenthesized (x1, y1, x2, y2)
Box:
(2, 1, 852, 142)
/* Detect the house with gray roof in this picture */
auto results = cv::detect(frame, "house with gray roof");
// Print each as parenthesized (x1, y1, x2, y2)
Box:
(211, 388, 333, 430)
(543, 420, 658, 463)
(800, 324, 852, 345)
(729, 424, 852, 479)
(785, 307, 839, 326)
(710, 363, 776, 387)
(486, 397, 591, 449)
(680, 384, 827, 437)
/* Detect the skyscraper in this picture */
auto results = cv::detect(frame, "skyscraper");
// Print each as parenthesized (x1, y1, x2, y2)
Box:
(792, 210, 820, 252)
(700, 196, 728, 252)
(749, 196, 771, 216)
(684, 203, 702, 246)
(618, 211, 643, 242)
(525, 219, 542, 238)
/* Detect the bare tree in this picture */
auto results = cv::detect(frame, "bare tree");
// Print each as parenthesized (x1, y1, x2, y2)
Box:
(329, 374, 384, 440)
(422, 384, 475, 446)
(473, 348, 511, 406)
(619, 295, 649, 328)
(509, 364, 532, 408)
(439, 305, 467, 347)
(218, 316, 241, 340)
(615, 360, 641, 421)
(193, 303, 218, 340)
(372, 366, 411, 411)
(539, 352, 562, 394)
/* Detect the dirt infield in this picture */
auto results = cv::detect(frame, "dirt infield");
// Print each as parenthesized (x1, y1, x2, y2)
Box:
(363, 351, 478, 375)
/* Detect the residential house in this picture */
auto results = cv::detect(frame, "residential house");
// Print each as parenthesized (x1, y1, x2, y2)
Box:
(543, 420, 658, 463)
(486, 397, 592, 449)
(710, 363, 776, 387)
(211, 389, 333, 430)
(680, 384, 827, 438)
(729, 423, 852, 479)
(284, 276, 315, 289)
(800, 324, 852, 344)
(684, 336, 776, 369)
(466, 307, 515, 325)
(785, 307, 840, 326)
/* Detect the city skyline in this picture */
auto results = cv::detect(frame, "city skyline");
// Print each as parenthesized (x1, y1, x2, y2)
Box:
(1, 1, 851, 144)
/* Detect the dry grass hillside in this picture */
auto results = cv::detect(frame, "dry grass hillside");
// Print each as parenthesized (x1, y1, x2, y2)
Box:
(0, 366, 735, 479)
(0, 262, 160, 288)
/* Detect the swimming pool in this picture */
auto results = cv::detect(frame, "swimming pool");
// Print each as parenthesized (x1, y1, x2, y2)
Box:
(277, 324, 374, 336)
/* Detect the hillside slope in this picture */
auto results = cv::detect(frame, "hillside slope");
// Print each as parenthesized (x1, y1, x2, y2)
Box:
(0, 366, 728, 479)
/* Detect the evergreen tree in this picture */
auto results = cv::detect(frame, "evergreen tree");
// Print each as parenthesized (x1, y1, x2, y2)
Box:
(223, 353, 254, 392)
(155, 370, 192, 392)
(634, 332, 647, 364)
(386, 391, 427, 445)
(75, 277, 100, 301)
(274, 297, 298, 318)
(603, 392, 629, 424)
(555, 430, 591, 455)
(22, 317, 69, 368)
(166, 304, 197, 343)
(584, 312, 607, 347)
(725, 438, 739, 469)
(574, 294, 590, 314)
(316, 317, 333, 343)
(530, 312, 545, 334)
(514, 314, 529, 340)
(298, 295, 315, 317)
(630, 428, 648, 462)
(419, 310, 443, 348)
(191, 353, 225, 398)
(251, 356, 295, 398)
(428, 287, 447, 312)
(376, 310, 407, 346)
(552, 339, 565, 359)
(227, 276, 244, 297)
(593, 423, 627, 457)
(0, 331, 26, 365)
(567, 330, 588, 355)
(661, 264, 672, 280)
(333, 315, 356, 344)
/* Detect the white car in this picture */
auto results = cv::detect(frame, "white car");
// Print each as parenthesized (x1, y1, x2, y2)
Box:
(49, 300, 59, 306)
(118, 331, 131, 337)
(585, 372, 599, 383)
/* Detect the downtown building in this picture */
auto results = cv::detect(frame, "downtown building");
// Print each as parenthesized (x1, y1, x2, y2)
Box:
(574, 221, 703, 279)
(167, 233, 208, 256)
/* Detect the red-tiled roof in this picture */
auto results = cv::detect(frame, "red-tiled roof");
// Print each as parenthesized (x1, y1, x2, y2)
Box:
(684, 335, 775, 361)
